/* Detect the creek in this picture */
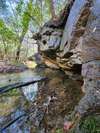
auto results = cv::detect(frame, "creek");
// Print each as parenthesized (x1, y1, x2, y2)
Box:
(0, 67, 83, 133)
(0, 70, 41, 132)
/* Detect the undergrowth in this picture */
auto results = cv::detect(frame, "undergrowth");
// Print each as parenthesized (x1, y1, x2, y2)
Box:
(56, 115, 100, 133)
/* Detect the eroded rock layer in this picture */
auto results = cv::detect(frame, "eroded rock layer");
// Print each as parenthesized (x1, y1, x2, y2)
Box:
(33, 0, 100, 131)
(34, 0, 93, 70)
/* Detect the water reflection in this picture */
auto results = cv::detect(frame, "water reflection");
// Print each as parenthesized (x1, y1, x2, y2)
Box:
(1, 109, 30, 133)
(22, 83, 38, 101)
(0, 70, 41, 87)
(0, 70, 40, 133)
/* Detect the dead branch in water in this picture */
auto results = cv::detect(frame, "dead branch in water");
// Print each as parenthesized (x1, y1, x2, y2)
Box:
(0, 77, 47, 94)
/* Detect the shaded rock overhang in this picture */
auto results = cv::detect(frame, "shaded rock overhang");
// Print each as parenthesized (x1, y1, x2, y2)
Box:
(32, 0, 99, 76)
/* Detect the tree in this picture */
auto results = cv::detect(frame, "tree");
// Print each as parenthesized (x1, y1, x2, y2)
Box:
(0, 0, 8, 16)
(0, 0, 66, 62)
(0, 0, 7, 10)
(49, 0, 56, 20)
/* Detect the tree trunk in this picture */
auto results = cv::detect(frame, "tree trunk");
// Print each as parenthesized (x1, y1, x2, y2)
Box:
(50, 0, 56, 20)
(15, 44, 21, 61)
(15, 34, 25, 61)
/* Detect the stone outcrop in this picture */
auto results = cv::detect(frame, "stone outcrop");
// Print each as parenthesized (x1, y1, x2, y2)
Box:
(74, 0, 100, 121)
(33, 0, 100, 131)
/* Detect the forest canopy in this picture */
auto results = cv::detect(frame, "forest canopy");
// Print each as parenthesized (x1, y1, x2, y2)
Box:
(0, 0, 66, 62)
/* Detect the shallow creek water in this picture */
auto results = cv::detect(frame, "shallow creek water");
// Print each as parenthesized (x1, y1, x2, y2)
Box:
(0, 70, 42, 133)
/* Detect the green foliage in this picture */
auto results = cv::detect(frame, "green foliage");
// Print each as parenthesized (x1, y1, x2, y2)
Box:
(0, 19, 17, 41)
(0, 0, 66, 61)
(16, 0, 24, 16)
(0, 0, 32, 61)
(44, 0, 66, 17)
(80, 115, 100, 133)
(56, 129, 63, 133)
(45, 0, 52, 17)
(55, 0, 66, 15)
(1, 89, 20, 97)
(0, 0, 7, 12)
(32, 4, 43, 26)
(66, 115, 100, 133)
(21, 9, 31, 36)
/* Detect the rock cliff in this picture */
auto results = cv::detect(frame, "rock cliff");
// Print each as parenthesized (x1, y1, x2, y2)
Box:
(33, 0, 100, 131)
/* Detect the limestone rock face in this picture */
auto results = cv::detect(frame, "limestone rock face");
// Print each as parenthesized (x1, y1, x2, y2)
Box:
(39, 27, 63, 51)
(82, 0, 100, 63)
(74, 0, 100, 120)
(81, 0, 100, 95)
(33, 0, 94, 71)
(33, 0, 100, 123)
(56, 0, 92, 68)
(59, 0, 91, 57)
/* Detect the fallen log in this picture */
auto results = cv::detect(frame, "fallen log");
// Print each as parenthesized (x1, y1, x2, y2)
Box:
(0, 77, 47, 94)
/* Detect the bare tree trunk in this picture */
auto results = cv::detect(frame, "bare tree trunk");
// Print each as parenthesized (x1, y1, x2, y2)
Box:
(50, 0, 56, 20)
(15, 45, 21, 61)
(2, 37, 8, 59)
(15, 34, 25, 61)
